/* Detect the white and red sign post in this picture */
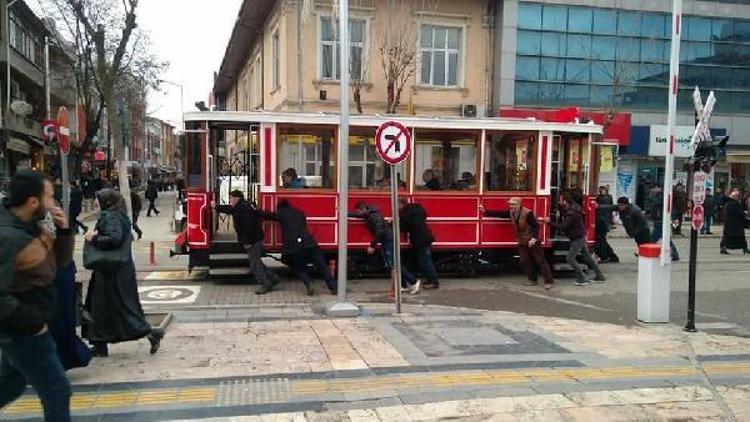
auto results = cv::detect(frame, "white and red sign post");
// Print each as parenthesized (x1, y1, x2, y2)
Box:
(375, 121, 412, 313)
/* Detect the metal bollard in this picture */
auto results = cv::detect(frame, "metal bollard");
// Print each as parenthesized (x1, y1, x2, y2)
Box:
(150, 241, 157, 266)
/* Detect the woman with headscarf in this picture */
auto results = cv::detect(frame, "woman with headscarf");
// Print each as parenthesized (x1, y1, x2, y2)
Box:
(83, 189, 163, 357)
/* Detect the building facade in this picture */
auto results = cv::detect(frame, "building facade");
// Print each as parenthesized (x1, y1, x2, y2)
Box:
(494, 0, 750, 200)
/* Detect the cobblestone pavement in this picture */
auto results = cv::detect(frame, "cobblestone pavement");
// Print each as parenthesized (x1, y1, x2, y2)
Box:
(3, 304, 750, 421)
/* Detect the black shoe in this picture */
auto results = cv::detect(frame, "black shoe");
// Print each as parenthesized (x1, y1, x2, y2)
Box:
(148, 331, 163, 355)
(90, 345, 108, 357)
(255, 283, 273, 295)
(422, 281, 440, 289)
(721, 248, 730, 255)
(305, 283, 315, 296)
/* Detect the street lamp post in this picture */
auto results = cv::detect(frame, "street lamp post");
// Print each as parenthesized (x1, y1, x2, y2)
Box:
(3, 0, 19, 179)
(158, 79, 184, 131)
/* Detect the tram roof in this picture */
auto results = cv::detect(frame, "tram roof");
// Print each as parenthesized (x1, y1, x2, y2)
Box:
(183, 111, 603, 134)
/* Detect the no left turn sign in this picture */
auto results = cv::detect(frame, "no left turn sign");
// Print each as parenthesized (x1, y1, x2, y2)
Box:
(375, 121, 411, 165)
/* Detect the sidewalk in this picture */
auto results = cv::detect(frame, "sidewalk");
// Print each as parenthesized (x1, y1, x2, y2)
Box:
(2, 303, 749, 420)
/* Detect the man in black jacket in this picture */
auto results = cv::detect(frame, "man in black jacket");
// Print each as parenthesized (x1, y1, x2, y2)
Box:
(130, 188, 143, 240)
(0, 170, 74, 420)
(145, 180, 159, 216)
(262, 199, 336, 296)
(213, 191, 280, 294)
(398, 199, 439, 289)
(553, 192, 605, 286)
(349, 202, 420, 294)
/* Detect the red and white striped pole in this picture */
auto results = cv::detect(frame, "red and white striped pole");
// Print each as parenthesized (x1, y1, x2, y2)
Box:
(662, 0, 683, 266)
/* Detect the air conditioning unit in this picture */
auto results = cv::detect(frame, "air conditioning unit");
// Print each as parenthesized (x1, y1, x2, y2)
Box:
(460, 104, 477, 118)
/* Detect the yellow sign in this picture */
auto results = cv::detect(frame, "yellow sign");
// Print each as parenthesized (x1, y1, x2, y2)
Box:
(600, 147, 614, 173)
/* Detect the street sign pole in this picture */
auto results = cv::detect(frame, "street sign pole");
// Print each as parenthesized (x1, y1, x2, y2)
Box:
(326, 0, 359, 317)
(390, 165, 401, 314)
(685, 171, 699, 332)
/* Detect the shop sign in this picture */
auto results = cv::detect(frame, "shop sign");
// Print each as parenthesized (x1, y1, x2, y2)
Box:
(649, 125, 695, 158)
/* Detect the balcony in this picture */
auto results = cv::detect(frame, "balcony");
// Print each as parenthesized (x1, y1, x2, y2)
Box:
(2, 111, 43, 141)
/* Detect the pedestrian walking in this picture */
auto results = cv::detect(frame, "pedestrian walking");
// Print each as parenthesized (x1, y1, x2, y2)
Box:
(648, 184, 680, 261)
(0, 170, 74, 421)
(176, 177, 185, 201)
(702, 190, 715, 235)
(262, 199, 336, 296)
(145, 180, 159, 216)
(398, 199, 440, 289)
(49, 259, 92, 371)
(552, 192, 606, 286)
(130, 188, 143, 240)
(672, 183, 687, 235)
(480, 198, 554, 289)
(213, 190, 280, 294)
(349, 202, 421, 294)
(69, 181, 88, 234)
(82, 189, 163, 357)
(720, 188, 748, 255)
(594, 204, 620, 264)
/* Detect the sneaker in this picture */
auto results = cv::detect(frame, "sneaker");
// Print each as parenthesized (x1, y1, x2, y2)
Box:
(525, 280, 539, 286)
(411, 280, 422, 295)
(255, 283, 273, 295)
(422, 281, 440, 290)
(593, 275, 607, 283)
(573, 280, 591, 286)
(305, 283, 315, 296)
(544, 283, 553, 290)
(148, 331, 163, 354)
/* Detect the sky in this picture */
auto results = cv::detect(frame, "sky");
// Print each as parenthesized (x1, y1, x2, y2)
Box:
(29, 0, 243, 129)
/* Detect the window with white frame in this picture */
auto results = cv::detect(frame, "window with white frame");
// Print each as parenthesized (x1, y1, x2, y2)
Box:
(272, 31, 280, 90)
(419, 24, 462, 87)
(320, 16, 366, 81)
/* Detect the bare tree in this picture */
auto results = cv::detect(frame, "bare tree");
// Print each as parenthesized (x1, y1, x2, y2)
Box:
(44, 0, 165, 214)
(378, 0, 423, 114)
(351, 40, 369, 114)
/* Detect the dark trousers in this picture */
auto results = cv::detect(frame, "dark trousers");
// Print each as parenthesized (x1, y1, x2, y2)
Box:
(412, 246, 439, 286)
(651, 222, 679, 259)
(244, 241, 279, 287)
(381, 239, 417, 288)
(291, 246, 336, 292)
(701, 215, 713, 234)
(0, 333, 72, 421)
(132, 213, 142, 238)
(594, 233, 619, 262)
(146, 200, 158, 216)
(672, 213, 684, 234)
(519, 243, 554, 284)
(567, 238, 604, 283)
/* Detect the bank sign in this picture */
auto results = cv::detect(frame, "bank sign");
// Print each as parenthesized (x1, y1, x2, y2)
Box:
(648, 125, 695, 158)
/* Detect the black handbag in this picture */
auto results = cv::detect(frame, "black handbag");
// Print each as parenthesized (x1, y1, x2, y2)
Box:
(83, 213, 132, 271)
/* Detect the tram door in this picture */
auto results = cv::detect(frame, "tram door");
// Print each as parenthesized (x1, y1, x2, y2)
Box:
(212, 125, 260, 242)
(550, 133, 590, 238)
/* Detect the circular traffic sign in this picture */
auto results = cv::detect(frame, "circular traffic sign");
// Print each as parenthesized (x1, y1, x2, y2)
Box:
(692, 204, 704, 231)
(375, 121, 411, 165)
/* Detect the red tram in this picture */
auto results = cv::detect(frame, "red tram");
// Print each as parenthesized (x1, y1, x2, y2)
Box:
(176, 111, 604, 276)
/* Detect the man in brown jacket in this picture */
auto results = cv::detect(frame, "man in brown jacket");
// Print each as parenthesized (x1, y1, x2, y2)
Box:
(480, 197, 554, 290)
(0, 170, 74, 421)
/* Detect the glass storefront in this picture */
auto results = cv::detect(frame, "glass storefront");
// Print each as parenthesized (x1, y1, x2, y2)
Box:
(515, 2, 750, 113)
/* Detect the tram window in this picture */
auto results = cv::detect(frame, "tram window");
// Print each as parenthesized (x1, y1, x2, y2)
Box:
(414, 131, 478, 191)
(278, 126, 335, 189)
(348, 131, 407, 190)
(485, 133, 536, 192)
(186, 130, 203, 189)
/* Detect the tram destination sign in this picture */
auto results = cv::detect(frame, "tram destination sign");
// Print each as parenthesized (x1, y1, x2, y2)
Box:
(375, 120, 412, 165)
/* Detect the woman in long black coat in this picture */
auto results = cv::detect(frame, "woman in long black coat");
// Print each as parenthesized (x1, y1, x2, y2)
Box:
(83, 189, 163, 357)
(720, 188, 748, 255)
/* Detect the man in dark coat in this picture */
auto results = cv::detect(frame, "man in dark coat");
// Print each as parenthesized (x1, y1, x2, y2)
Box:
(594, 204, 619, 264)
(480, 197, 554, 289)
(130, 189, 143, 240)
(720, 188, 748, 254)
(613, 197, 651, 246)
(398, 199, 439, 289)
(69, 181, 88, 234)
(145, 180, 159, 216)
(349, 202, 420, 294)
(552, 192, 605, 286)
(701, 189, 715, 235)
(0, 170, 74, 420)
(672, 183, 687, 235)
(213, 190, 280, 294)
(262, 199, 336, 295)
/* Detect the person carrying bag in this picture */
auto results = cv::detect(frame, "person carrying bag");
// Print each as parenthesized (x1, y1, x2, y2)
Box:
(82, 189, 163, 357)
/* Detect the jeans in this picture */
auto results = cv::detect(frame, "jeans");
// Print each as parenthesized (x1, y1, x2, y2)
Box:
(381, 240, 417, 288)
(651, 222, 679, 260)
(701, 215, 713, 234)
(0, 333, 72, 421)
(567, 238, 603, 283)
(594, 233, 619, 262)
(291, 246, 336, 292)
(244, 241, 279, 287)
(413, 246, 439, 286)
